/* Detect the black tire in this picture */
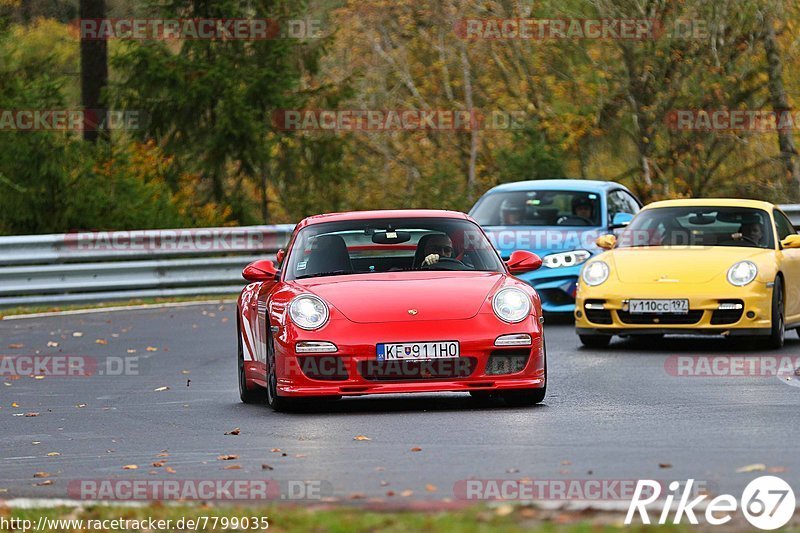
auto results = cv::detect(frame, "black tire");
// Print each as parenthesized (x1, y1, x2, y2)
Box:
(469, 390, 501, 405)
(265, 325, 294, 412)
(579, 334, 612, 348)
(238, 313, 265, 404)
(498, 334, 547, 407)
(765, 277, 785, 350)
(500, 387, 546, 407)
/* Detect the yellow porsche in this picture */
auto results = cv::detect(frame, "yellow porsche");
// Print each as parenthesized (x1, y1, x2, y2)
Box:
(575, 199, 800, 349)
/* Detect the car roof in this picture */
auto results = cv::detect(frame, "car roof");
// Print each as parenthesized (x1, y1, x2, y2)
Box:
(483, 179, 628, 195)
(297, 209, 471, 229)
(643, 198, 776, 211)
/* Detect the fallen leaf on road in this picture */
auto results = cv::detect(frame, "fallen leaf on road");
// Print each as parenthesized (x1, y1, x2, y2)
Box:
(33, 472, 50, 478)
(152, 461, 166, 468)
(153, 386, 169, 392)
(224, 428, 240, 436)
(380, 480, 389, 487)
(46, 452, 60, 457)
(768, 466, 787, 474)
(122, 465, 138, 470)
(223, 465, 241, 470)
(156, 453, 169, 458)
(34, 480, 53, 486)
(349, 493, 365, 499)
(47, 341, 59, 347)
(34, 376, 44, 380)
(294, 454, 307, 458)
(386, 490, 395, 497)
(181, 370, 190, 375)
(95, 339, 108, 345)
(400, 490, 413, 497)
(353, 435, 371, 441)
(506, 468, 519, 473)
(410, 447, 422, 452)
(127, 349, 137, 354)
(165, 467, 176, 474)
(659, 463, 672, 469)
(736, 464, 766, 473)
(11, 402, 18, 407)
(425, 484, 438, 492)
(24, 412, 39, 417)
(8, 343, 24, 349)
(261, 464, 273, 470)
(32, 441, 40, 445)
(270, 448, 281, 453)
(217, 455, 239, 461)
(146, 346, 158, 352)
(72, 332, 83, 337)
(495, 505, 514, 517)
(76, 404, 86, 408)
(560, 460, 572, 465)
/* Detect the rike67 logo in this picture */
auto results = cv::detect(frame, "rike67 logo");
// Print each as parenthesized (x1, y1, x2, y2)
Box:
(626, 477, 795, 530)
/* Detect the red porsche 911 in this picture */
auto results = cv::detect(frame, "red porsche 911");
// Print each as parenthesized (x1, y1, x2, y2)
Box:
(237, 210, 546, 411)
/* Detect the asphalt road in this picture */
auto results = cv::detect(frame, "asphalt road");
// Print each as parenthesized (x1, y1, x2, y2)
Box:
(1, 302, 798, 505)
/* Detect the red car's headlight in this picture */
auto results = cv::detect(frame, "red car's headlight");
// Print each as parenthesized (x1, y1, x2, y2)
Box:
(492, 288, 531, 323)
(289, 295, 329, 330)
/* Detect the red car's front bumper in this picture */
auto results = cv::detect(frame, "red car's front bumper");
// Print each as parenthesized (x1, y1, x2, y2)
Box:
(269, 314, 545, 398)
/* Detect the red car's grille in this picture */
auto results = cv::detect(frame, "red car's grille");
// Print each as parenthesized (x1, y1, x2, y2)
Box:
(357, 358, 477, 381)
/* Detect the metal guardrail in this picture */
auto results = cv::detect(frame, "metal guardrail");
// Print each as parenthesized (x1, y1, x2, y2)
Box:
(0, 226, 294, 308)
(779, 204, 800, 229)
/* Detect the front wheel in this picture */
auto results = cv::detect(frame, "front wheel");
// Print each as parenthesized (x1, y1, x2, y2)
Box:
(764, 277, 785, 350)
(265, 327, 295, 412)
(579, 334, 611, 348)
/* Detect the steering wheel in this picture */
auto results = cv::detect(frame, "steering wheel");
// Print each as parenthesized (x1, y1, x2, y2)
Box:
(556, 215, 593, 226)
(419, 257, 471, 271)
(736, 234, 760, 246)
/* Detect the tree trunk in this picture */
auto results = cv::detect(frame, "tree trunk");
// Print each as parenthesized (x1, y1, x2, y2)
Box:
(762, 14, 800, 200)
(460, 44, 477, 203)
(80, 0, 108, 143)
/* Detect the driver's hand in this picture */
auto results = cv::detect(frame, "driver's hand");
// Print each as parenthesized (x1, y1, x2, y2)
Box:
(423, 253, 440, 266)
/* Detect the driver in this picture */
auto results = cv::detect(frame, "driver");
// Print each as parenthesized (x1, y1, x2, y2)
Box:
(421, 234, 455, 267)
(739, 222, 765, 245)
(572, 197, 594, 221)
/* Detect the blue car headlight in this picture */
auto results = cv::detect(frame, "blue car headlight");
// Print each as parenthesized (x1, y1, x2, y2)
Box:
(542, 249, 591, 269)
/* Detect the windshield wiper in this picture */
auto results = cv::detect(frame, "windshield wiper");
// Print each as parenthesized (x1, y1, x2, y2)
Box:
(295, 270, 352, 280)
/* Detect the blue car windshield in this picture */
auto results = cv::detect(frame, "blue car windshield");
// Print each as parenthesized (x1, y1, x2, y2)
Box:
(471, 190, 601, 227)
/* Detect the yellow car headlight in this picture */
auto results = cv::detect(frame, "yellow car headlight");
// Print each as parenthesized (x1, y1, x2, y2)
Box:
(726, 261, 758, 287)
(582, 261, 609, 286)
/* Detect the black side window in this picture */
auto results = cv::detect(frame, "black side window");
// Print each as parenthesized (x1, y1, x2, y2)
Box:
(774, 210, 796, 241)
(607, 190, 638, 225)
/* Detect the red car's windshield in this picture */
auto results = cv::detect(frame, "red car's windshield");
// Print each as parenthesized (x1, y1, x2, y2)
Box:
(284, 218, 504, 280)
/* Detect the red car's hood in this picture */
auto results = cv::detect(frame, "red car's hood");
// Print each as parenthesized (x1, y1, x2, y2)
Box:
(292, 272, 505, 323)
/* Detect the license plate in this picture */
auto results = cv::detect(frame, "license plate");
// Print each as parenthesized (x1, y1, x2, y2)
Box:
(376, 341, 459, 361)
(629, 299, 689, 314)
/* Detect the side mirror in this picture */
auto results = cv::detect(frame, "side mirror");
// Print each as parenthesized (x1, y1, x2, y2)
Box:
(781, 234, 800, 249)
(243, 259, 279, 282)
(276, 249, 286, 264)
(610, 212, 634, 229)
(595, 235, 617, 250)
(505, 250, 542, 274)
